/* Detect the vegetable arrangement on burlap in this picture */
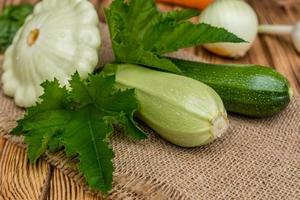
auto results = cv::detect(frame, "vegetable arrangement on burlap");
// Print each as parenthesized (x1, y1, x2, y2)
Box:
(0, 0, 293, 196)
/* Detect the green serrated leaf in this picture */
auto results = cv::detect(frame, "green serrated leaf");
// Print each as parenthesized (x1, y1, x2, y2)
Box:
(11, 120, 25, 136)
(48, 132, 63, 152)
(62, 106, 115, 193)
(111, 41, 181, 73)
(105, 0, 245, 73)
(105, 1, 181, 73)
(88, 74, 116, 105)
(13, 72, 147, 194)
(29, 79, 70, 115)
(25, 129, 58, 163)
(162, 9, 200, 22)
(119, 112, 147, 140)
(21, 110, 71, 162)
(147, 22, 245, 54)
(12, 80, 69, 136)
(0, 4, 33, 53)
(69, 72, 92, 104)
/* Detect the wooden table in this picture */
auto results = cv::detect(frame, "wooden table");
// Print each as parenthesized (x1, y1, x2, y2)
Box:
(1, 1, 300, 200)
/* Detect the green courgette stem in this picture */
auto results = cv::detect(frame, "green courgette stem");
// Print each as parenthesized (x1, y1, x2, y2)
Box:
(211, 115, 229, 138)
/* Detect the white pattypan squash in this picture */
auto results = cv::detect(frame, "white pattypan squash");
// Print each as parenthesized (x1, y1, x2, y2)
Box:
(1, 0, 101, 107)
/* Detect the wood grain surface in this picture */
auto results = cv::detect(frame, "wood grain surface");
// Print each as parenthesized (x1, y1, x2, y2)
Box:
(47, 169, 101, 200)
(0, 0, 300, 200)
(0, 141, 50, 200)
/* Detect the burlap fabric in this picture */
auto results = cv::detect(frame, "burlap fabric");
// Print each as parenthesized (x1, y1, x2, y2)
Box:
(0, 23, 300, 200)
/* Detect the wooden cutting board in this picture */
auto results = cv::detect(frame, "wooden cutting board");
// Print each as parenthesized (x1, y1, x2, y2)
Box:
(1, 1, 300, 200)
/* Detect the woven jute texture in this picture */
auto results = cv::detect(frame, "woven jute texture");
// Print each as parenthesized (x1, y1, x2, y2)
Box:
(1, 23, 300, 200)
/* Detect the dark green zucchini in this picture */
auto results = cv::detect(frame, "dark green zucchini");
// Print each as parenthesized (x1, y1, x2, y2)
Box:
(171, 58, 292, 117)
